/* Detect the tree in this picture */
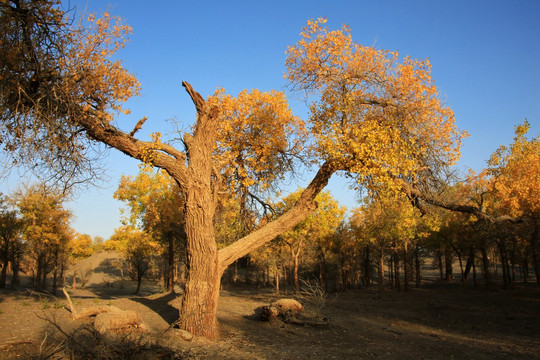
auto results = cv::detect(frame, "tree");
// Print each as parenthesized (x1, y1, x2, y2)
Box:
(0, 4, 468, 337)
(15, 184, 72, 292)
(115, 165, 186, 292)
(486, 122, 540, 283)
(68, 232, 94, 288)
(109, 225, 158, 295)
(0, 194, 23, 288)
(275, 189, 345, 291)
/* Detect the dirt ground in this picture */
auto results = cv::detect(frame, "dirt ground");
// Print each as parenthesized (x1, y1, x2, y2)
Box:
(1, 254, 539, 359)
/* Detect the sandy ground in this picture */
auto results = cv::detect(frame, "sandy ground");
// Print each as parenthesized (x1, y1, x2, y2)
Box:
(1, 252, 539, 359)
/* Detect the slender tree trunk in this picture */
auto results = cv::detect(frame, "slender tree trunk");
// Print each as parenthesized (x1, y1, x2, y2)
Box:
(530, 219, 540, 285)
(233, 260, 238, 284)
(463, 254, 473, 282)
(0, 260, 7, 288)
(403, 244, 409, 292)
(456, 251, 464, 286)
(72, 269, 77, 289)
(52, 269, 58, 295)
(364, 245, 371, 288)
(168, 236, 175, 293)
(498, 240, 510, 289)
(293, 252, 300, 292)
(389, 254, 394, 289)
(318, 246, 328, 291)
(135, 273, 143, 295)
(444, 248, 453, 282)
(414, 245, 421, 288)
(471, 252, 477, 288)
(41, 270, 47, 292)
(274, 267, 280, 295)
(394, 251, 401, 292)
(11, 263, 19, 287)
(378, 248, 385, 296)
(481, 245, 491, 288)
(437, 251, 444, 283)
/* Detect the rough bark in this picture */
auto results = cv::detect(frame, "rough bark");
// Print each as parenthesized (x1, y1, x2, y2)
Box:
(71, 82, 338, 338)
(218, 161, 336, 273)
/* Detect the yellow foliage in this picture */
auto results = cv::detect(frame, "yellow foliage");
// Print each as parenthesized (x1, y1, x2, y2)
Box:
(286, 18, 468, 194)
(486, 121, 539, 217)
(208, 88, 308, 194)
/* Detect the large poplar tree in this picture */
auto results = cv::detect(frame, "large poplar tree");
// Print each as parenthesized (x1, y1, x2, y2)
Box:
(1, 2, 473, 337)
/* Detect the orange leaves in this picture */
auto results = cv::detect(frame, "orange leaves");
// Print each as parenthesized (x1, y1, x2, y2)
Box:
(65, 11, 140, 123)
(208, 88, 307, 193)
(486, 121, 540, 217)
(286, 19, 467, 195)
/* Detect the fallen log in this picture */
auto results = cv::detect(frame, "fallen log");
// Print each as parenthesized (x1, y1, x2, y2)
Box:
(94, 310, 146, 334)
(62, 287, 148, 335)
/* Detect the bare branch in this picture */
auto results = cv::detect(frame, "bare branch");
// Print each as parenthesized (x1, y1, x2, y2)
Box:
(129, 116, 148, 137)
(182, 81, 205, 112)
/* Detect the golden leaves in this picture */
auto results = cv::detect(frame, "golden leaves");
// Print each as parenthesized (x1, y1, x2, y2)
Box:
(65, 11, 140, 122)
(286, 19, 468, 195)
(208, 88, 307, 194)
(486, 121, 539, 217)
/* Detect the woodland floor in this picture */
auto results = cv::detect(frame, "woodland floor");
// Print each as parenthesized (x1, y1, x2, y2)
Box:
(0, 253, 539, 359)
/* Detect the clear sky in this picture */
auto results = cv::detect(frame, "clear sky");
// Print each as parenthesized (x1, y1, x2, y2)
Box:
(2, 0, 539, 239)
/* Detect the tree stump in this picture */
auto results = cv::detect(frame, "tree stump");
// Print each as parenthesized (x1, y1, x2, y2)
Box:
(259, 298, 329, 327)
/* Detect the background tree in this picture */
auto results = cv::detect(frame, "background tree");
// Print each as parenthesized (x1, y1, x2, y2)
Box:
(115, 165, 186, 292)
(15, 184, 72, 292)
(0, 194, 23, 288)
(0, 3, 469, 337)
(108, 225, 158, 295)
(486, 121, 540, 283)
(275, 189, 345, 291)
(68, 232, 94, 288)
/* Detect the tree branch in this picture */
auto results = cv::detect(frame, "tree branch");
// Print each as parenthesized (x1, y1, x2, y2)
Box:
(76, 115, 189, 187)
(182, 81, 205, 113)
(218, 161, 337, 274)
(399, 179, 520, 223)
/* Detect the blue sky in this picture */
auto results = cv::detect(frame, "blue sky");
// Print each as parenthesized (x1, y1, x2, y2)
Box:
(3, 0, 539, 239)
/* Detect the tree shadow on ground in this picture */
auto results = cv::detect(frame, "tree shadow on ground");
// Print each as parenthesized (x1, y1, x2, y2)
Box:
(130, 291, 180, 325)
(92, 258, 124, 278)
